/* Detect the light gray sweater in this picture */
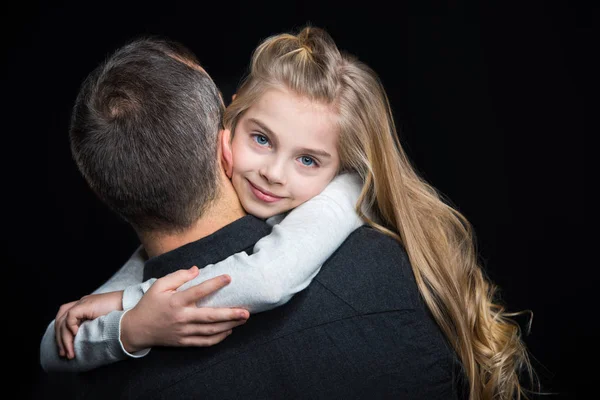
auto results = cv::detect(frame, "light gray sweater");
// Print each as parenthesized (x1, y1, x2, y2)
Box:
(40, 173, 364, 372)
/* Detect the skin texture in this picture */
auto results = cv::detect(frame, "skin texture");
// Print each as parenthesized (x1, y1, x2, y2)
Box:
(224, 87, 341, 219)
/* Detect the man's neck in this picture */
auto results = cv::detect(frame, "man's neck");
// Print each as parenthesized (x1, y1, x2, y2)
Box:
(138, 185, 247, 259)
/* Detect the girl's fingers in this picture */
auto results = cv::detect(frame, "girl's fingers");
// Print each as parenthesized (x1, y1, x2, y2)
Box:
(60, 323, 76, 359)
(56, 301, 77, 321)
(186, 319, 247, 337)
(55, 319, 65, 357)
(179, 330, 233, 347)
(55, 301, 77, 357)
(67, 319, 80, 337)
(153, 266, 199, 292)
(191, 307, 249, 324)
(178, 274, 232, 306)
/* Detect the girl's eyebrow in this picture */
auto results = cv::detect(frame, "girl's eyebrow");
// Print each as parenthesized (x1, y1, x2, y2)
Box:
(248, 118, 276, 137)
(297, 147, 331, 159)
(247, 117, 331, 159)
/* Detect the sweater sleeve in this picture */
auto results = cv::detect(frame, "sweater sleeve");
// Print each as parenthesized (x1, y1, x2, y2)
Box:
(174, 172, 365, 313)
(40, 246, 151, 373)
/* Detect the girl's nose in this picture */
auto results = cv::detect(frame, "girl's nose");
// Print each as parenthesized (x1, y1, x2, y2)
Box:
(259, 161, 286, 185)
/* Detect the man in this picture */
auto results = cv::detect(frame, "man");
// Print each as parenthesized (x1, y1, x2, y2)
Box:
(44, 37, 460, 399)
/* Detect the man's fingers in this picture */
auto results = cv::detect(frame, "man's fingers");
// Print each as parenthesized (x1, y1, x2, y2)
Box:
(179, 274, 232, 305)
(153, 266, 199, 292)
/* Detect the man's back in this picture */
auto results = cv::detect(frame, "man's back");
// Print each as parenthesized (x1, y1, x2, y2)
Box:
(71, 216, 460, 399)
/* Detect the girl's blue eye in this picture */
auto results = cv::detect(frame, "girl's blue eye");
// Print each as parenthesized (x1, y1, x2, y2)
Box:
(300, 156, 316, 167)
(254, 134, 269, 146)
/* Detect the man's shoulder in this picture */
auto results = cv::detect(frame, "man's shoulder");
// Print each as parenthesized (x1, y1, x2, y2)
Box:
(316, 225, 421, 313)
(329, 224, 409, 261)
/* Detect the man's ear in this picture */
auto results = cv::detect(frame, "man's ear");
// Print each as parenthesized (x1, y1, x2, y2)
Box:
(220, 129, 233, 179)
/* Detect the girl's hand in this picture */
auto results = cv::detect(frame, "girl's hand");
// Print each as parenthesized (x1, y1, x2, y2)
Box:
(120, 266, 249, 353)
(55, 290, 124, 359)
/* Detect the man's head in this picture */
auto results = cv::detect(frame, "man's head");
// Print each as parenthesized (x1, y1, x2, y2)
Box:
(70, 37, 225, 234)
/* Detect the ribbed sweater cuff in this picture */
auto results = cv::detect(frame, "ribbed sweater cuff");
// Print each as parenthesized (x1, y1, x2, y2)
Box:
(103, 310, 151, 359)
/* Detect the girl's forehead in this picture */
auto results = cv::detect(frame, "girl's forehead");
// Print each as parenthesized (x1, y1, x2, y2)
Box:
(240, 89, 339, 146)
(250, 88, 335, 120)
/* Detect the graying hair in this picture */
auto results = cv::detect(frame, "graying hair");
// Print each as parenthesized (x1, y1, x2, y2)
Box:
(70, 37, 224, 233)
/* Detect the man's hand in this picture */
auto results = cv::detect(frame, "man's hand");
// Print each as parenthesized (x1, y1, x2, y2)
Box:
(55, 290, 124, 359)
(121, 266, 249, 353)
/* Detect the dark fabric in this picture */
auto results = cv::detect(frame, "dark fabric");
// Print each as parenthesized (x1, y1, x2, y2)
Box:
(67, 215, 463, 399)
(143, 215, 271, 281)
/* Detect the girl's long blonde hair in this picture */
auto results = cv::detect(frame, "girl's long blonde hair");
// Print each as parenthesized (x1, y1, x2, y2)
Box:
(224, 26, 535, 400)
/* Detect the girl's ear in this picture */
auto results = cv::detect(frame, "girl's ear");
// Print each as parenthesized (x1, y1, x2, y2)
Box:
(220, 129, 233, 179)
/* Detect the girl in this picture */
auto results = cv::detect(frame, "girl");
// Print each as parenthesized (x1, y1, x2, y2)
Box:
(216, 25, 536, 400)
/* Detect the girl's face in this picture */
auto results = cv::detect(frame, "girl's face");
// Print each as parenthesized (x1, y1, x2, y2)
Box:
(228, 88, 340, 219)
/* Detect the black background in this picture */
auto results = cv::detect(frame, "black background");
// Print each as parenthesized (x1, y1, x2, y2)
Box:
(3, 1, 591, 399)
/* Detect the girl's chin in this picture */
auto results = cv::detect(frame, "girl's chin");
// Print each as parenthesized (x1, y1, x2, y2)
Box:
(241, 200, 279, 220)
(243, 201, 297, 220)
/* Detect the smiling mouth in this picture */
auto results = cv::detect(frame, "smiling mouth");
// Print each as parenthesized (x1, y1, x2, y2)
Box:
(247, 180, 284, 203)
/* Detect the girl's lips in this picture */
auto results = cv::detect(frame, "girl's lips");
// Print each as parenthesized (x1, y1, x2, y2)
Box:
(248, 180, 284, 203)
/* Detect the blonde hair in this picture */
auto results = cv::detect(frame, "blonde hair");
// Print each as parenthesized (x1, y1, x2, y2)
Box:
(224, 26, 536, 400)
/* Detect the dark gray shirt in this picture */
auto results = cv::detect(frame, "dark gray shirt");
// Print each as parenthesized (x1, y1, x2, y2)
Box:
(65, 215, 463, 399)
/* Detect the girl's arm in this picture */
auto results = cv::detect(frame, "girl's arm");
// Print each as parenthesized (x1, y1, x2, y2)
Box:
(138, 172, 365, 312)
(40, 248, 245, 373)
